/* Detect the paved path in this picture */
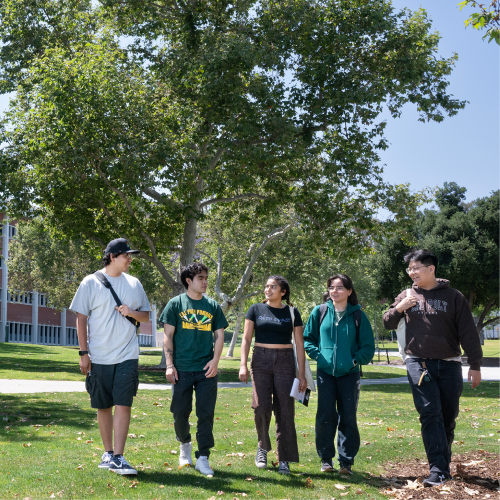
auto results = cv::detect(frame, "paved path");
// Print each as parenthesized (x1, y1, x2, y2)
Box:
(1, 366, 498, 394)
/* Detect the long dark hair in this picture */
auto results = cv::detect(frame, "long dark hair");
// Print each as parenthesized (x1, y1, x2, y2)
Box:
(327, 274, 358, 306)
(263, 275, 293, 306)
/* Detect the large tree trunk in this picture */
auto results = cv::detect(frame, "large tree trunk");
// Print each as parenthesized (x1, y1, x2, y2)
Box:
(226, 302, 244, 358)
(155, 212, 197, 368)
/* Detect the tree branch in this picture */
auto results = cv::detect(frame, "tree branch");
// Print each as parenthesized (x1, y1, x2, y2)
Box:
(142, 187, 185, 208)
(231, 222, 297, 304)
(200, 193, 269, 209)
(481, 316, 500, 328)
(208, 148, 226, 169)
(195, 248, 217, 266)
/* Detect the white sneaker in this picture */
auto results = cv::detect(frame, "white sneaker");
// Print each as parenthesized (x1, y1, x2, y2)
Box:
(195, 455, 214, 475)
(179, 442, 193, 466)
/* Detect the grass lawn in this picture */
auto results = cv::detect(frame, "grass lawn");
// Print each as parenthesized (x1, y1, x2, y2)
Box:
(0, 344, 408, 384)
(0, 380, 497, 499)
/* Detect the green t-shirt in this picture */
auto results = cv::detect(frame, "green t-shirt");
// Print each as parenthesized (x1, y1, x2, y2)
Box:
(159, 294, 229, 371)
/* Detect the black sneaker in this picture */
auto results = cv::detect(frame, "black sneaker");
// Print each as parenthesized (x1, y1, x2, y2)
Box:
(423, 472, 450, 487)
(321, 459, 336, 472)
(339, 462, 353, 475)
(108, 455, 137, 475)
(98, 451, 114, 469)
(255, 447, 267, 469)
(278, 461, 291, 475)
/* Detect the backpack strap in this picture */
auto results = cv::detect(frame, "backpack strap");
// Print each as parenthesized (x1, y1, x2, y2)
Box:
(94, 271, 139, 327)
(318, 303, 328, 327)
(353, 308, 363, 377)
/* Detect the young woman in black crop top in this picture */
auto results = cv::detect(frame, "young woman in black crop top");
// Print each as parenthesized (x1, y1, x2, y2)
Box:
(239, 275, 307, 475)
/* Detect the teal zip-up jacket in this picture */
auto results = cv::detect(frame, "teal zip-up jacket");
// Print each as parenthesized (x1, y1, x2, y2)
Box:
(303, 301, 375, 377)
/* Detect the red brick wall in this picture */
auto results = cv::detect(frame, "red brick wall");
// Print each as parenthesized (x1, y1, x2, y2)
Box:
(38, 307, 61, 325)
(66, 310, 77, 327)
(7, 303, 33, 323)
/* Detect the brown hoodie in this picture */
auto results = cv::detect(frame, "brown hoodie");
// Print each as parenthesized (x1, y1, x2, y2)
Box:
(383, 279, 483, 371)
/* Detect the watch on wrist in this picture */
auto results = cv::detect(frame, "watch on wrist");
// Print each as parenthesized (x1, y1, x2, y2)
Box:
(353, 359, 358, 366)
(79, 350, 89, 356)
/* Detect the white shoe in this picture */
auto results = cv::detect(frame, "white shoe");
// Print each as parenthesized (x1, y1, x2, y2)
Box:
(179, 442, 193, 466)
(195, 455, 214, 475)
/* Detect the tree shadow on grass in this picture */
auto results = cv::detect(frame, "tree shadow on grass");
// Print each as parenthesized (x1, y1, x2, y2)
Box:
(132, 468, 360, 494)
(361, 380, 499, 398)
(0, 393, 96, 441)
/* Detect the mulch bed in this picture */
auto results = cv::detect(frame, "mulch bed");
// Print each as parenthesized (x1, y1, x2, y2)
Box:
(368, 450, 499, 499)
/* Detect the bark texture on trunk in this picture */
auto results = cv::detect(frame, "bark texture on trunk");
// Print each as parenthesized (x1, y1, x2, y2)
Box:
(226, 302, 244, 358)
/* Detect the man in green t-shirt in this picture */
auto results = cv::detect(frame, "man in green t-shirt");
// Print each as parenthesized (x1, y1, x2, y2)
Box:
(159, 262, 228, 476)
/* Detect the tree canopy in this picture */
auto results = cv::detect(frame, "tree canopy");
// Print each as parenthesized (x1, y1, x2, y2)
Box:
(373, 185, 499, 335)
(1, 0, 463, 307)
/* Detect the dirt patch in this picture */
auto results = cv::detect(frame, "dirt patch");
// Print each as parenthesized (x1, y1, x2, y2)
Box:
(369, 450, 499, 499)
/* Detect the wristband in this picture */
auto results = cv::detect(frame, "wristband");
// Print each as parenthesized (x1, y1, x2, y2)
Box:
(166, 364, 174, 369)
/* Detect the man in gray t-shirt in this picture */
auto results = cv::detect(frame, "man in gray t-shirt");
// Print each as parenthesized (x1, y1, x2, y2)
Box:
(70, 238, 150, 476)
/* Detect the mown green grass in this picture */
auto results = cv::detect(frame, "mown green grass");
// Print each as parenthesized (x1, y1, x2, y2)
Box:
(0, 344, 408, 384)
(0, 381, 497, 499)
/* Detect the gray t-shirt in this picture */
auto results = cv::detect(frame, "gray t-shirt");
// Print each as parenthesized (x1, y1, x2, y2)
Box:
(69, 270, 151, 364)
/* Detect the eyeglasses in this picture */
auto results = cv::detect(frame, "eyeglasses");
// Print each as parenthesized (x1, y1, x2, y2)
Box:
(264, 285, 279, 290)
(406, 265, 429, 274)
(328, 286, 345, 291)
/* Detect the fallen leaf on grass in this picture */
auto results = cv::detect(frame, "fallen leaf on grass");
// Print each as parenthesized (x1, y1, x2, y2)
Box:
(245, 475, 256, 481)
(153, 402, 163, 407)
(305, 477, 313, 488)
(169, 450, 178, 454)
(178, 464, 192, 470)
(49, 494, 55, 499)
(403, 479, 422, 490)
(463, 460, 484, 466)
(387, 427, 396, 432)
(207, 497, 216, 500)
(22, 443, 31, 447)
(463, 487, 479, 496)
(271, 461, 279, 468)
(129, 480, 139, 488)
(335, 484, 347, 490)
(340, 493, 349, 497)
(226, 462, 232, 466)
(226, 453, 245, 457)
(128, 433, 137, 438)
(85, 439, 93, 443)
(355, 489, 363, 494)
(217, 492, 224, 496)
(159, 485, 165, 488)
(237, 441, 243, 444)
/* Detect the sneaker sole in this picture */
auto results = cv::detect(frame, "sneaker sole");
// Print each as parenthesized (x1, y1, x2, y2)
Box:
(179, 461, 193, 467)
(321, 467, 335, 472)
(423, 481, 446, 487)
(255, 461, 267, 469)
(98, 464, 111, 469)
(109, 468, 138, 475)
(278, 470, 291, 475)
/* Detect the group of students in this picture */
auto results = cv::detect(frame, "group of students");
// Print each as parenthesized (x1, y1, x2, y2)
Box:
(71, 240, 482, 489)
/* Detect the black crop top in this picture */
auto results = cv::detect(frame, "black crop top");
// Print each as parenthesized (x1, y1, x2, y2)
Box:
(245, 303, 303, 345)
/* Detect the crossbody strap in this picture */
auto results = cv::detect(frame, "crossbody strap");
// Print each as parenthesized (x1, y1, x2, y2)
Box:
(289, 305, 295, 344)
(94, 271, 139, 327)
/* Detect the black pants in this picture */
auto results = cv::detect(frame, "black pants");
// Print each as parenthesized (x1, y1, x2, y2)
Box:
(315, 369, 360, 465)
(170, 370, 218, 458)
(250, 346, 299, 463)
(406, 358, 463, 475)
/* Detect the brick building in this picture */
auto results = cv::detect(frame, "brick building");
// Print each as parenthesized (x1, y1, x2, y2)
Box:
(0, 214, 157, 346)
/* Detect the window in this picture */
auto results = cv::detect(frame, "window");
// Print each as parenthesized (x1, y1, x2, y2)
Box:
(8, 225, 17, 239)
(7, 291, 33, 304)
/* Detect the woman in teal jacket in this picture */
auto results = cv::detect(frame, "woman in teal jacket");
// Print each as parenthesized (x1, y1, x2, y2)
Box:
(304, 274, 375, 475)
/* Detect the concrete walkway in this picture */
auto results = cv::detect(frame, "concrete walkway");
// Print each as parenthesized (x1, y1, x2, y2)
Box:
(1, 366, 498, 394)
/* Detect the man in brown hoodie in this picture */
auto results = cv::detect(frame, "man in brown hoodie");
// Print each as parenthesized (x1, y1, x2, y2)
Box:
(383, 249, 482, 488)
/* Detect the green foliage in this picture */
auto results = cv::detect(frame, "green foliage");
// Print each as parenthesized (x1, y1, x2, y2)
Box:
(8, 218, 171, 309)
(373, 186, 500, 332)
(459, 0, 500, 45)
(0, 0, 462, 302)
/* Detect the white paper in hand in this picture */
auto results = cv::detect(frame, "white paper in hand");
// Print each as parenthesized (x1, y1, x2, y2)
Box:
(290, 378, 310, 406)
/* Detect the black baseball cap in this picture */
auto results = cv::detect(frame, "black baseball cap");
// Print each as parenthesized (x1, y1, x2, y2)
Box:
(104, 238, 140, 256)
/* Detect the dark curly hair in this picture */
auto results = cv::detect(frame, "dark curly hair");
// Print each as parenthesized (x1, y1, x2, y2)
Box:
(180, 262, 209, 289)
(262, 275, 293, 306)
(103, 252, 122, 266)
(327, 273, 358, 306)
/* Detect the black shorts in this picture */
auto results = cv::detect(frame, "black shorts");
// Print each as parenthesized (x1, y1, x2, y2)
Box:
(85, 359, 139, 409)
